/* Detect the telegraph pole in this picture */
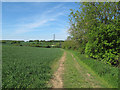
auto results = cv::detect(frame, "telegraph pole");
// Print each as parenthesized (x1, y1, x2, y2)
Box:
(53, 34, 55, 41)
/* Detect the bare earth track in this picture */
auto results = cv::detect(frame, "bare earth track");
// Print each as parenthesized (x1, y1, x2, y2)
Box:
(51, 52, 66, 88)
(51, 51, 105, 88)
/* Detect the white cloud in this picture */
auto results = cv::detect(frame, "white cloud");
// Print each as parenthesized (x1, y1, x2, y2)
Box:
(14, 4, 65, 34)
(15, 17, 58, 34)
(46, 4, 63, 13)
(15, 20, 47, 34)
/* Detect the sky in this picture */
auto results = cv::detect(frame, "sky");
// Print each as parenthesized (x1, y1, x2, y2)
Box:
(2, 2, 80, 41)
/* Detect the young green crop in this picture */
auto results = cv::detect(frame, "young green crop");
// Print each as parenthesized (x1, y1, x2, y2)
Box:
(2, 45, 63, 88)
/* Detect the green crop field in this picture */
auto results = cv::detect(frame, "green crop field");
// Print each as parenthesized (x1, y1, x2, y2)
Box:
(2, 45, 63, 88)
(1, 2, 119, 89)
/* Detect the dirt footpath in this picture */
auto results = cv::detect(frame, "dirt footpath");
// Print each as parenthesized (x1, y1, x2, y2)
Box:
(51, 52, 66, 88)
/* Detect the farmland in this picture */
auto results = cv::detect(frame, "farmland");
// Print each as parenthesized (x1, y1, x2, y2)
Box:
(2, 45, 63, 88)
(2, 45, 118, 88)
(1, 1, 119, 89)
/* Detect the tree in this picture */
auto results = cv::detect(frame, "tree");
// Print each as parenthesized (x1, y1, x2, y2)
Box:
(66, 2, 120, 66)
(34, 40, 39, 42)
(29, 40, 33, 42)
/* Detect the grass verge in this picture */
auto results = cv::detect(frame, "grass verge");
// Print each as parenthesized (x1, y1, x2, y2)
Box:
(68, 50, 118, 88)
(63, 50, 110, 88)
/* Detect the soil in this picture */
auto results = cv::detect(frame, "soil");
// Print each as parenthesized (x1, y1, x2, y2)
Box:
(51, 52, 66, 88)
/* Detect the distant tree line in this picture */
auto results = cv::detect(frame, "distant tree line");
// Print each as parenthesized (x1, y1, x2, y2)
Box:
(62, 2, 120, 66)
(0, 40, 24, 44)
(28, 40, 64, 42)
(1, 40, 64, 48)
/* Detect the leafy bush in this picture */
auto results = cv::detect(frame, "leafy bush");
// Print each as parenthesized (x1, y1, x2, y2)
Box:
(1, 40, 6, 43)
(66, 2, 119, 66)
(85, 23, 120, 66)
(46, 45, 51, 48)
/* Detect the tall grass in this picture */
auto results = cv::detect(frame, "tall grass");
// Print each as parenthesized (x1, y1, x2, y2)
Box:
(71, 50, 118, 88)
